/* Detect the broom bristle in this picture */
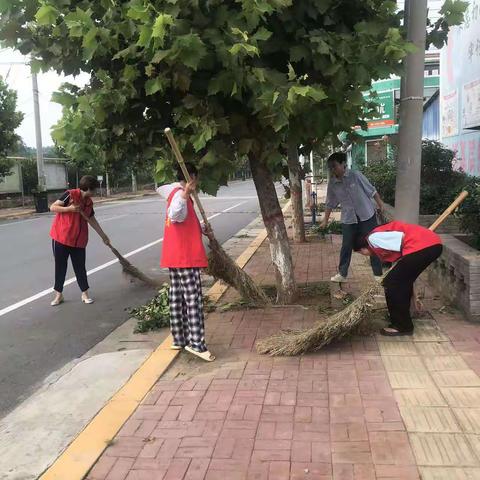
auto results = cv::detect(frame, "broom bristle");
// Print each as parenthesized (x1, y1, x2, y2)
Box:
(256, 282, 382, 356)
(109, 245, 162, 288)
(207, 237, 270, 305)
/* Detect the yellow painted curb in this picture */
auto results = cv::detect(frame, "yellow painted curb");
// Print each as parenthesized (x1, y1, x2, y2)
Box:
(39, 211, 276, 480)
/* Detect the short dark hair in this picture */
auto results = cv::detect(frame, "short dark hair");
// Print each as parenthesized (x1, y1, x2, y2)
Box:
(176, 163, 198, 181)
(327, 151, 347, 166)
(353, 235, 369, 252)
(79, 175, 99, 191)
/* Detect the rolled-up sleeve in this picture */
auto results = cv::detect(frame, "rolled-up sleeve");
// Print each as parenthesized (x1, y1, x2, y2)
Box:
(325, 182, 338, 209)
(356, 171, 376, 198)
(168, 190, 188, 223)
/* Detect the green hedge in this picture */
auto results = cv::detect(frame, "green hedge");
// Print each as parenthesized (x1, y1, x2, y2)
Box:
(361, 140, 480, 248)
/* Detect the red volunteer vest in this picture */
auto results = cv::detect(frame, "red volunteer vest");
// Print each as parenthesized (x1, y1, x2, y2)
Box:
(367, 221, 442, 263)
(160, 187, 208, 268)
(50, 189, 93, 248)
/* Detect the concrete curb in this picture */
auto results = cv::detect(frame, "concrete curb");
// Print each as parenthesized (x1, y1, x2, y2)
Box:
(38, 203, 291, 480)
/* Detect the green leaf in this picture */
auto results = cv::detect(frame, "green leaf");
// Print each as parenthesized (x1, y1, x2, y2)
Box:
(287, 85, 327, 104)
(229, 43, 259, 57)
(35, 4, 59, 25)
(152, 13, 173, 46)
(287, 63, 296, 81)
(123, 64, 139, 82)
(82, 27, 98, 60)
(127, 0, 150, 22)
(30, 59, 43, 74)
(137, 25, 152, 48)
(192, 126, 213, 151)
(112, 45, 137, 60)
(145, 77, 166, 95)
(65, 8, 93, 36)
(151, 50, 170, 63)
(253, 27, 272, 42)
(51, 124, 66, 143)
(170, 34, 207, 70)
(51, 91, 76, 107)
(231, 27, 248, 41)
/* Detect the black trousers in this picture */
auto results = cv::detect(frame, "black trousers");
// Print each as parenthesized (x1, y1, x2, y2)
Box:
(339, 214, 383, 277)
(383, 244, 443, 332)
(52, 240, 89, 293)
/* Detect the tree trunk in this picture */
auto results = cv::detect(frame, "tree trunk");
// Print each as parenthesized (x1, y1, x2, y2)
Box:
(249, 155, 296, 303)
(287, 141, 306, 243)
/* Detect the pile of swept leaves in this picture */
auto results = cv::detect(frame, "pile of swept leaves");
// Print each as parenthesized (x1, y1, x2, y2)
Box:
(130, 284, 171, 333)
(130, 284, 216, 333)
(308, 220, 343, 237)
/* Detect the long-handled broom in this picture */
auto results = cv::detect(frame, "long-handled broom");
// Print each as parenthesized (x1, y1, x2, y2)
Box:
(164, 128, 270, 305)
(256, 191, 468, 356)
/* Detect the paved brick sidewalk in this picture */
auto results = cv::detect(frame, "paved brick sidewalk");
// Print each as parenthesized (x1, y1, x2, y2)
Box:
(86, 234, 480, 480)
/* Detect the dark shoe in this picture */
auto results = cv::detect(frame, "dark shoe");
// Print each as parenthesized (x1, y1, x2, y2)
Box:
(380, 327, 413, 337)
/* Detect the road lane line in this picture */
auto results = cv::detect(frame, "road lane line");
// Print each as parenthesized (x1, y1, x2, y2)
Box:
(0, 201, 247, 317)
(97, 214, 128, 223)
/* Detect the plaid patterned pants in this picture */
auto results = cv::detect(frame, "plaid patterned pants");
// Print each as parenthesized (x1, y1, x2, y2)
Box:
(168, 268, 207, 352)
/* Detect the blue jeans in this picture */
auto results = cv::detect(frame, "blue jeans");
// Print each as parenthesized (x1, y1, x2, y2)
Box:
(339, 214, 383, 277)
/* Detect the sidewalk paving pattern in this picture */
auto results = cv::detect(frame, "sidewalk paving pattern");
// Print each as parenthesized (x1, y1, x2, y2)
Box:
(86, 232, 480, 479)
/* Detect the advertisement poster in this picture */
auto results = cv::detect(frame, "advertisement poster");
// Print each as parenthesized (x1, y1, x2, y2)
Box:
(462, 79, 480, 129)
(441, 90, 458, 137)
(366, 91, 395, 129)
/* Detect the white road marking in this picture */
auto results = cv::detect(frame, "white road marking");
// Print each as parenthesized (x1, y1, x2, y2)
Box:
(0, 201, 246, 317)
(97, 214, 128, 223)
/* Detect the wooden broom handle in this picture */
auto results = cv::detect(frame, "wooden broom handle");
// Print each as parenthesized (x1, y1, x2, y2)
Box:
(428, 190, 468, 231)
(164, 128, 211, 228)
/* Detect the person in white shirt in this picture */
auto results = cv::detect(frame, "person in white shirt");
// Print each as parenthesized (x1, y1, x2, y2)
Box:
(156, 164, 215, 362)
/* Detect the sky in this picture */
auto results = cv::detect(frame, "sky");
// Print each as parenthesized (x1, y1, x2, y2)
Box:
(0, 48, 88, 148)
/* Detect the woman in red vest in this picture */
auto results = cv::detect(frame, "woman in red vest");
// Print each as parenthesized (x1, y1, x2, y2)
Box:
(354, 221, 442, 336)
(49, 175, 110, 306)
(157, 164, 215, 362)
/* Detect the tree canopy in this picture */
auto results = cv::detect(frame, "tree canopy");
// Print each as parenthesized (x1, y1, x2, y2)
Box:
(1, 0, 417, 193)
(0, 75, 24, 176)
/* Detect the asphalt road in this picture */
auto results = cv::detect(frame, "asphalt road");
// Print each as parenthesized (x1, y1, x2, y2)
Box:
(0, 180, 262, 417)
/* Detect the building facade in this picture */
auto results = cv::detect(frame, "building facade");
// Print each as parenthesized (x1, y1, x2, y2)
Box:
(349, 70, 439, 168)
(440, 0, 480, 176)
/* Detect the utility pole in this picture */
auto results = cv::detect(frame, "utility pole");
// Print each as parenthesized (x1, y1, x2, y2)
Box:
(400, 0, 411, 100)
(32, 71, 46, 191)
(394, 0, 428, 223)
(131, 170, 137, 193)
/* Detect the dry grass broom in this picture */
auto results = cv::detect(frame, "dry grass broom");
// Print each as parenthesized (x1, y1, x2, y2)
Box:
(164, 128, 270, 306)
(80, 211, 163, 288)
(256, 191, 469, 356)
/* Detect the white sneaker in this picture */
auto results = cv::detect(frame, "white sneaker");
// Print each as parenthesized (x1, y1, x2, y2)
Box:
(330, 273, 347, 283)
(374, 276, 383, 284)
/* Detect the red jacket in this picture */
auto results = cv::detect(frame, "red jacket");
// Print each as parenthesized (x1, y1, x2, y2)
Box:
(50, 189, 93, 248)
(367, 221, 442, 263)
(160, 187, 208, 268)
